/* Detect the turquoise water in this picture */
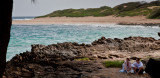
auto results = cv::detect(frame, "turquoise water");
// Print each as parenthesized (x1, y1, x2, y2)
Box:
(7, 24, 160, 60)
(12, 16, 34, 20)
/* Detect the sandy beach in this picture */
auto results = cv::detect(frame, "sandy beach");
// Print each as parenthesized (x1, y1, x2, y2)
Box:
(13, 16, 160, 25)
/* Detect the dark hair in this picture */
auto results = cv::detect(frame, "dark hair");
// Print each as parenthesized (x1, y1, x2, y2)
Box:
(126, 58, 130, 61)
(136, 58, 140, 61)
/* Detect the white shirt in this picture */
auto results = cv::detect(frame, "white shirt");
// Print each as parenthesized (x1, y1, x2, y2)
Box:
(123, 61, 132, 70)
(132, 61, 143, 69)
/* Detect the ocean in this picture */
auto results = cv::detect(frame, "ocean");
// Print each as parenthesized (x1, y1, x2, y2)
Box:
(12, 16, 34, 20)
(8, 17, 160, 61)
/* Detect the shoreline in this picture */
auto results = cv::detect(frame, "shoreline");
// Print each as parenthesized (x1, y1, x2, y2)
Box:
(12, 16, 160, 26)
(4, 36, 160, 78)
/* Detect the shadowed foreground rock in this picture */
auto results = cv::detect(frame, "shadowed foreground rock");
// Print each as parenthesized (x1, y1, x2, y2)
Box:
(158, 32, 160, 37)
(145, 58, 160, 78)
(4, 51, 103, 78)
(3, 36, 160, 78)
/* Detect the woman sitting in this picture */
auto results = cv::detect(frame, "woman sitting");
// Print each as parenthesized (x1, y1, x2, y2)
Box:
(120, 58, 132, 73)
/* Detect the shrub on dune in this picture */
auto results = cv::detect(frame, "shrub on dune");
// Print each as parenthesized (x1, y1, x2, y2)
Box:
(148, 7, 160, 19)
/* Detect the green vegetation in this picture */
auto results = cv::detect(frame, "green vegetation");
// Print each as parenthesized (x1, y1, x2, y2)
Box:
(114, 1, 160, 12)
(38, 6, 117, 18)
(103, 60, 124, 68)
(117, 8, 152, 17)
(114, 2, 142, 11)
(114, 1, 159, 17)
(74, 57, 90, 61)
(37, 1, 160, 19)
(147, 7, 160, 19)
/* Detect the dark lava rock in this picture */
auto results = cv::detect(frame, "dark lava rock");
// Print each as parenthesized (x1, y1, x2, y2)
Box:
(92, 36, 107, 45)
(31, 36, 160, 54)
(92, 36, 160, 52)
(158, 32, 160, 37)
(4, 50, 104, 78)
(118, 22, 160, 26)
(130, 57, 138, 60)
(124, 36, 156, 42)
(145, 58, 160, 78)
(4, 36, 160, 77)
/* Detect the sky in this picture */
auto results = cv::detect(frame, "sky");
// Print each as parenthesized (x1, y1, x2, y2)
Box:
(13, 0, 155, 16)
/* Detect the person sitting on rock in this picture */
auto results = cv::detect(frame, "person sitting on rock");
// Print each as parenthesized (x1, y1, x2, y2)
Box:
(120, 58, 132, 73)
(132, 58, 144, 74)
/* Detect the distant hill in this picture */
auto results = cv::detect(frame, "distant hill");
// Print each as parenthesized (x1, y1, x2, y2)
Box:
(37, 6, 117, 17)
(114, 1, 160, 18)
(37, 1, 160, 19)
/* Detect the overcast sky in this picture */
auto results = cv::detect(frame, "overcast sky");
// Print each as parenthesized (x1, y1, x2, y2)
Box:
(13, 0, 155, 16)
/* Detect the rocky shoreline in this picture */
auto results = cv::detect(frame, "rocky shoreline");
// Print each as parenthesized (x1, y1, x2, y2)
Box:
(118, 22, 160, 26)
(3, 35, 160, 78)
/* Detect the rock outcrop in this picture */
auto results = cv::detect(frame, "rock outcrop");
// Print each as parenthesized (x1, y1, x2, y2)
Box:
(145, 58, 160, 78)
(3, 36, 160, 78)
(92, 36, 160, 52)
(118, 22, 160, 26)
(4, 51, 104, 78)
(158, 32, 160, 37)
(28, 36, 160, 60)
(31, 36, 160, 54)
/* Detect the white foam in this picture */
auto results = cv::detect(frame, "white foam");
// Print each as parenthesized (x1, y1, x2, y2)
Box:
(12, 23, 160, 29)
(52, 23, 118, 27)
(13, 18, 33, 20)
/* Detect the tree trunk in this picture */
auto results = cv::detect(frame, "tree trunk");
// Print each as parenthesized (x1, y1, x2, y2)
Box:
(0, 0, 13, 78)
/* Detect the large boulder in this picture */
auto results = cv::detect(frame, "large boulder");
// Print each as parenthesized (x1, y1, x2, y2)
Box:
(158, 32, 160, 37)
(145, 58, 160, 78)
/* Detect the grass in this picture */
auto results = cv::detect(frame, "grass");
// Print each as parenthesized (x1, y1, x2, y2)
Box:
(74, 57, 90, 61)
(147, 7, 160, 19)
(116, 8, 152, 17)
(113, 2, 142, 11)
(103, 60, 124, 68)
(114, 1, 160, 11)
(37, 6, 118, 18)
